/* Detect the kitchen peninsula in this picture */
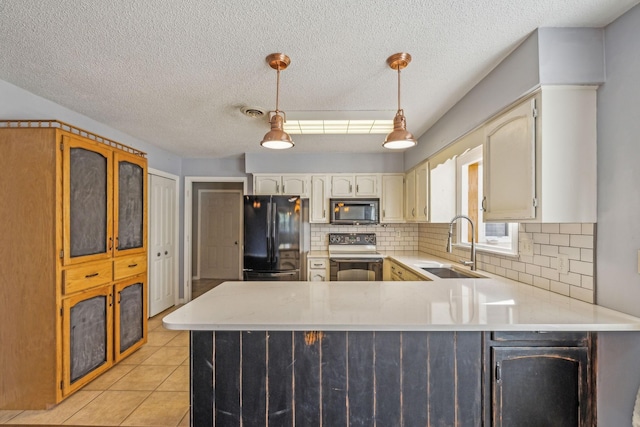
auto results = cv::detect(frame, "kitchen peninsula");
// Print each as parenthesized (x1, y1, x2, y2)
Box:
(164, 258, 640, 426)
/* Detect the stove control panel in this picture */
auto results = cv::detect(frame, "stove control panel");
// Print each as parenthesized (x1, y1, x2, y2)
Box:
(328, 233, 376, 246)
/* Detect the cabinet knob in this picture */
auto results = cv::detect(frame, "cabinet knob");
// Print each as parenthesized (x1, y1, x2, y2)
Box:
(165, 251, 168, 255)
(157, 252, 161, 257)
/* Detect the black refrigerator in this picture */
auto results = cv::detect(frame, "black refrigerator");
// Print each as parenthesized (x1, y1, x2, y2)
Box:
(243, 195, 307, 281)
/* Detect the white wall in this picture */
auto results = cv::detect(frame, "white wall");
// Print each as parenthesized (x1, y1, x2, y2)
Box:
(0, 79, 182, 175)
(596, 4, 640, 425)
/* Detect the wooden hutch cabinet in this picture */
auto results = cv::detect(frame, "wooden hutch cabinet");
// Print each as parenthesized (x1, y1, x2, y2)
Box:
(0, 121, 148, 409)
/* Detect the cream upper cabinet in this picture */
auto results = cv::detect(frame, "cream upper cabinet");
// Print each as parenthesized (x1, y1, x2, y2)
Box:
(381, 174, 404, 223)
(282, 175, 308, 196)
(354, 175, 379, 197)
(429, 157, 457, 223)
(415, 162, 429, 222)
(331, 175, 354, 197)
(483, 99, 536, 221)
(404, 169, 416, 221)
(483, 86, 597, 223)
(331, 174, 379, 197)
(310, 175, 329, 223)
(404, 162, 429, 223)
(253, 174, 309, 197)
(253, 175, 281, 195)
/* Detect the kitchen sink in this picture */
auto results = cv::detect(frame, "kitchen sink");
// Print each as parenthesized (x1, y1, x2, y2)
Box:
(421, 267, 486, 279)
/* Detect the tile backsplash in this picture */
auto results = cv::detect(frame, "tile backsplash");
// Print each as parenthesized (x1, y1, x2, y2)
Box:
(311, 222, 595, 304)
(310, 223, 419, 252)
(418, 222, 596, 303)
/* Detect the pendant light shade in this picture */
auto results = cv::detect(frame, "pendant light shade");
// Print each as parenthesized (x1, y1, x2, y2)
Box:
(383, 52, 417, 150)
(261, 53, 294, 149)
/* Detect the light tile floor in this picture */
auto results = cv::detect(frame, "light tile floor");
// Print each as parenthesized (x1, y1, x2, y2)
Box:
(0, 279, 225, 426)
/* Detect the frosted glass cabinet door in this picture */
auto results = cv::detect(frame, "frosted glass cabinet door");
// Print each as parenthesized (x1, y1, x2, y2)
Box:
(114, 152, 147, 256)
(483, 99, 536, 221)
(62, 136, 113, 265)
(114, 277, 147, 362)
(62, 285, 113, 396)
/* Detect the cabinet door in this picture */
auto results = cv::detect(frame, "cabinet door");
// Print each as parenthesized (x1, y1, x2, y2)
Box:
(415, 162, 429, 222)
(354, 175, 378, 196)
(331, 175, 354, 197)
(114, 276, 147, 362)
(309, 269, 326, 281)
(282, 175, 309, 197)
(484, 99, 536, 221)
(310, 175, 329, 223)
(62, 135, 113, 265)
(62, 285, 113, 396)
(492, 346, 589, 427)
(404, 169, 416, 221)
(254, 175, 282, 195)
(381, 174, 404, 223)
(114, 152, 147, 257)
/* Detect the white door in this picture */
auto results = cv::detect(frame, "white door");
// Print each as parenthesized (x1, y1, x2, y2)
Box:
(198, 190, 241, 279)
(149, 174, 177, 317)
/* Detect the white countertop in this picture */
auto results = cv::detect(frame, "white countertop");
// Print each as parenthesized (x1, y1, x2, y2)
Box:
(164, 253, 640, 332)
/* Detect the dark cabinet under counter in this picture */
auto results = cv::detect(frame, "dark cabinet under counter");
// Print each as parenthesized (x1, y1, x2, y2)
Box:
(189, 330, 595, 427)
(485, 332, 595, 427)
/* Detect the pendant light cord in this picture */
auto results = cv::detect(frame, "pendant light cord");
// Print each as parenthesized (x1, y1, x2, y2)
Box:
(275, 65, 281, 113)
(397, 68, 402, 112)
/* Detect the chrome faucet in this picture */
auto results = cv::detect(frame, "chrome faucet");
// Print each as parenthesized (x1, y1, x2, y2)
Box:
(446, 215, 477, 271)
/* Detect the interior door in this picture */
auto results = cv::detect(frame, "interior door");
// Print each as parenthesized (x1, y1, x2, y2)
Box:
(199, 190, 241, 279)
(148, 174, 176, 317)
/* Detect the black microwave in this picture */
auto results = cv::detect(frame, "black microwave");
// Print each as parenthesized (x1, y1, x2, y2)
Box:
(330, 198, 379, 225)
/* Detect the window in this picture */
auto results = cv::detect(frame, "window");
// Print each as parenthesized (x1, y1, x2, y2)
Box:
(456, 146, 518, 255)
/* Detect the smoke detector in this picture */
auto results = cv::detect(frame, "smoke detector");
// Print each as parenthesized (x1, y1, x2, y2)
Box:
(240, 106, 266, 118)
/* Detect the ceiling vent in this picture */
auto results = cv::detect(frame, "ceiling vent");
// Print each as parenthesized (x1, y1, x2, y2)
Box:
(240, 106, 266, 118)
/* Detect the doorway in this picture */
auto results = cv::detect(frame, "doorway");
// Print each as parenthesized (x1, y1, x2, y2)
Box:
(148, 170, 179, 317)
(183, 177, 247, 303)
(197, 190, 242, 279)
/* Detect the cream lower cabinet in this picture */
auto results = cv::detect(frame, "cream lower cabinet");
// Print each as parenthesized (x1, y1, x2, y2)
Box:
(483, 86, 597, 223)
(387, 259, 424, 281)
(307, 258, 328, 281)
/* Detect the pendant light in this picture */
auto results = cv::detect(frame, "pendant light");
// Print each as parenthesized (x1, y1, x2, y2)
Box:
(261, 53, 294, 149)
(383, 52, 417, 149)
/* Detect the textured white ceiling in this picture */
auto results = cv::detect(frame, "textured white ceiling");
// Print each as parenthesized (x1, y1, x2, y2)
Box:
(0, 0, 637, 157)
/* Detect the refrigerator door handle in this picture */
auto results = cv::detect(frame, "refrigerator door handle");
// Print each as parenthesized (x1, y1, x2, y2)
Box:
(271, 201, 277, 264)
(266, 200, 272, 264)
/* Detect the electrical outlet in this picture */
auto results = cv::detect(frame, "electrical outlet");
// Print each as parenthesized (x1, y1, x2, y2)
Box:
(521, 239, 533, 256)
(557, 254, 569, 275)
(396, 231, 402, 238)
